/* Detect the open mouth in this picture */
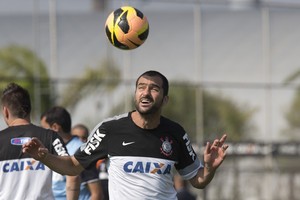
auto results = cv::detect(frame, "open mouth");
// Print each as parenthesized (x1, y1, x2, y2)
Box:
(141, 98, 152, 106)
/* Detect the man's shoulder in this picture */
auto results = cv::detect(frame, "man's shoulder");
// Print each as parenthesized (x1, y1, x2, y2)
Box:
(0, 123, 57, 136)
(105, 112, 130, 122)
(100, 112, 131, 128)
(27, 124, 60, 138)
(67, 136, 86, 155)
(161, 116, 184, 129)
(18, 124, 62, 145)
(69, 136, 83, 144)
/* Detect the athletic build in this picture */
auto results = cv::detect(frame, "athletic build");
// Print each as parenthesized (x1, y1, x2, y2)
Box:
(23, 70, 229, 200)
(76, 112, 200, 199)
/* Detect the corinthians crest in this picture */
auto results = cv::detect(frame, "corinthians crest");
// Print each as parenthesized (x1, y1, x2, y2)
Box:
(160, 137, 173, 157)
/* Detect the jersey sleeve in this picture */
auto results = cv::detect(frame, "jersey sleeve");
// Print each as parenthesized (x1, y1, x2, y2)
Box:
(74, 122, 109, 169)
(80, 165, 100, 184)
(175, 131, 203, 180)
(46, 130, 69, 157)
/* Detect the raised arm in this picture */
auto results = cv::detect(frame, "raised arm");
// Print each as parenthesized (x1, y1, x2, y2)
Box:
(189, 134, 228, 189)
(22, 137, 84, 176)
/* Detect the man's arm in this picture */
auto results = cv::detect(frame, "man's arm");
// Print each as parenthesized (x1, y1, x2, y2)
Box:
(189, 134, 228, 189)
(66, 175, 81, 200)
(87, 181, 104, 200)
(189, 163, 216, 189)
(22, 137, 84, 175)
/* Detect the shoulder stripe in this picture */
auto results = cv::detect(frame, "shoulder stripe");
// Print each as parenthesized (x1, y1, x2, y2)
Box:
(89, 112, 129, 135)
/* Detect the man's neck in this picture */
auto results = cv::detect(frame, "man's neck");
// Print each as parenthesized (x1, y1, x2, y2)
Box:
(58, 132, 72, 144)
(9, 118, 30, 126)
(131, 111, 160, 129)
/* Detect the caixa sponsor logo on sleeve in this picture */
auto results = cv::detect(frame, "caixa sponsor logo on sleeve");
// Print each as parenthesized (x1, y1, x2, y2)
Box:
(83, 129, 105, 155)
(2, 160, 45, 173)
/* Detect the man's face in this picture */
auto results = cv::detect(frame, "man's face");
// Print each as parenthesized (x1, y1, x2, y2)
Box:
(72, 128, 88, 142)
(134, 75, 166, 115)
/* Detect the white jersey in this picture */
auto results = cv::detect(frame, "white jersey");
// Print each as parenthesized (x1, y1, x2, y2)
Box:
(0, 158, 53, 200)
(0, 124, 68, 200)
(75, 112, 202, 200)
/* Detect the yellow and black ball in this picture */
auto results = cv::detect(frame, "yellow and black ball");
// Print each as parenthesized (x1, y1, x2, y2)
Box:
(105, 6, 149, 50)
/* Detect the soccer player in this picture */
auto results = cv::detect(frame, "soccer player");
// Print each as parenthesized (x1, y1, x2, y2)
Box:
(71, 124, 90, 142)
(0, 83, 69, 199)
(41, 107, 103, 200)
(23, 70, 229, 200)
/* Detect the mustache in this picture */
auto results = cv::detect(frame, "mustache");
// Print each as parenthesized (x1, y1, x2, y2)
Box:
(140, 95, 153, 101)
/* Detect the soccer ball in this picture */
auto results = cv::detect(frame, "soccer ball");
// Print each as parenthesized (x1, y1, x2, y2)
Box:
(105, 6, 149, 50)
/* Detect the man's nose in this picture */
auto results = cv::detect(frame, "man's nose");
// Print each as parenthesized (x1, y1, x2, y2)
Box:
(142, 87, 151, 95)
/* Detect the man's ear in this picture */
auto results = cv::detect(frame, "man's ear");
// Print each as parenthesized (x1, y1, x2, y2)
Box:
(2, 106, 9, 120)
(163, 96, 169, 106)
(51, 123, 60, 132)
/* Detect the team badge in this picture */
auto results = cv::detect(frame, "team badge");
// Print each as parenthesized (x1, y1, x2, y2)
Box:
(160, 136, 173, 157)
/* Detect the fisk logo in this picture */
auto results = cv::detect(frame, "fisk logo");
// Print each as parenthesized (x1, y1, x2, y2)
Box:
(183, 133, 196, 161)
(2, 160, 45, 173)
(84, 128, 105, 155)
(53, 138, 68, 156)
(123, 161, 172, 174)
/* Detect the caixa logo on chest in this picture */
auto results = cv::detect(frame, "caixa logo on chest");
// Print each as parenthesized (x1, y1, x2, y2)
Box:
(84, 129, 106, 155)
(123, 161, 172, 175)
(2, 160, 45, 173)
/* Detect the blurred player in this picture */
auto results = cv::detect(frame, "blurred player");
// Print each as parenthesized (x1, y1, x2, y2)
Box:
(41, 107, 103, 200)
(71, 124, 89, 142)
(0, 83, 68, 199)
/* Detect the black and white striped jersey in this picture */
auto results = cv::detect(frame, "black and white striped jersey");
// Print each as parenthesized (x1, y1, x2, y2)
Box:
(0, 124, 68, 200)
(75, 111, 202, 200)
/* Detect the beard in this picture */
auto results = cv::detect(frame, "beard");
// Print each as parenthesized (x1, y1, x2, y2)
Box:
(134, 96, 163, 115)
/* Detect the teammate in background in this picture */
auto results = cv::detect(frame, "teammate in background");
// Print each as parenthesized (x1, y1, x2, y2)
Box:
(23, 70, 229, 200)
(72, 124, 109, 200)
(174, 173, 196, 200)
(0, 83, 69, 200)
(71, 124, 89, 143)
(41, 107, 103, 200)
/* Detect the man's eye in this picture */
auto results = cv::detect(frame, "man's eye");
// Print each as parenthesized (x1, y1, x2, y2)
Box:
(138, 86, 145, 90)
(152, 87, 159, 92)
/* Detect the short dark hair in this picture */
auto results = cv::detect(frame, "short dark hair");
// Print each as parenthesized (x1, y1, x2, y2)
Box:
(41, 106, 71, 133)
(136, 70, 169, 96)
(1, 83, 31, 118)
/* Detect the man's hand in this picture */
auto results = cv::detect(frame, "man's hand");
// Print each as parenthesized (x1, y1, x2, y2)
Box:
(22, 137, 49, 161)
(189, 134, 229, 189)
(204, 134, 228, 171)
